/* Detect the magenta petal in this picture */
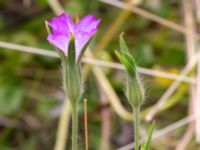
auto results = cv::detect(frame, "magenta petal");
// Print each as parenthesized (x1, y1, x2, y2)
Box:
(47, 12, 100, 62)
(47, 34, 70, 56)
(75, 15, 101, 33)
(48, 14, 69, 36)
(74, 15, 101, 61)
(47, 12, 76, 55)
(60, 12, 75, 33)
(74, 29, 97, 61)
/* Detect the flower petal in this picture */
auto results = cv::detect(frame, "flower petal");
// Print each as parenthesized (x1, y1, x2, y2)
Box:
(47, 12, 100, 62)
(47, 12, 76, 55)
(74, 15, 101, 61)
(47, 34, 70, 56)
(48, 12, 75, 35)
(75, 29, 97, 61)
(48, 14, 68, 36)
(75, 15, 101, 33)
(62, 13, 75, 33)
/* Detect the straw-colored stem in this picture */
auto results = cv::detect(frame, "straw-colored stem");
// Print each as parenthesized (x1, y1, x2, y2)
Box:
(84, 99, 89, 150)
(54, 99, 71, 150)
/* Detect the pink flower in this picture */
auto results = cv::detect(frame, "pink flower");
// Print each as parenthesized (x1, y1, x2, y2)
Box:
(47, 12, 101, 62)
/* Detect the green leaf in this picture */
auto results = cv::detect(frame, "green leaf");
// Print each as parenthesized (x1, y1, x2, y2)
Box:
(143, 121, 155, 150)
(119, 34, 129, 52)
(0, 86, 24, 116)
(37, 98, 57, 118)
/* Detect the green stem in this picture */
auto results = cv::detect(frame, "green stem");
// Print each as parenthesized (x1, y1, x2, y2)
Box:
(71, 104, 78, 150)
(133, 106, 140, 150)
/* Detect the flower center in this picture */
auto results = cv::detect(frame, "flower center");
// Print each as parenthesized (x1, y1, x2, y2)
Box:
(70, 32, 74, 41)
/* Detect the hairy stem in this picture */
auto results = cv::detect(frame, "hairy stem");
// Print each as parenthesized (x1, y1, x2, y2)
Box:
(71, 104, 78, 150)
(134, 106, 140, 150)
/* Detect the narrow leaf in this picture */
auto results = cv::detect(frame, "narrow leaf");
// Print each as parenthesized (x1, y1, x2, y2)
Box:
(144, 121, 155, 150)
(141, 144, 145, 150)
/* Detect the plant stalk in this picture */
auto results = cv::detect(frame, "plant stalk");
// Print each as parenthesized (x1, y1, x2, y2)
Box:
(54, 99, 71, 150)
(71, 104, 78, 150)
(133, 106, 140, 150)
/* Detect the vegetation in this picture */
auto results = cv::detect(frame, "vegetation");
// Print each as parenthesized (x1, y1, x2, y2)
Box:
(0, 0, 199, 150)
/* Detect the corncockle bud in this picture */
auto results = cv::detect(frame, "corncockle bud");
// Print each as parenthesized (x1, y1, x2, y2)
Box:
(115, 35, 145, 108)
(115, 34, 146, 150)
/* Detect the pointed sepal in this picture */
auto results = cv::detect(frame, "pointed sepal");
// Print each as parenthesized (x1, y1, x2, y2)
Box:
(120, 33, 129, 53)
(67, 35, 76, 66)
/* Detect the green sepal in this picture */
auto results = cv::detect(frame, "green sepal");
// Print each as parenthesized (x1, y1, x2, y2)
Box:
(45, 21, 51, 34)
(64, 63, 82, 106)
(115, 50, 136, 77)
(122, 51, 137, 76)
(56, 48, 67, 64)
(141, 121, 155, 150)
(121, 51, 135, 67)
(120, 34, 129, 52)
(115, 51, 131, 72)
(67, 37, 76, 66)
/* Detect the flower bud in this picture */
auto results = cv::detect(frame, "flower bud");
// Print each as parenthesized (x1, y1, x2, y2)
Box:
(115, 35, 145, 108)
(126, 72, 145, 107)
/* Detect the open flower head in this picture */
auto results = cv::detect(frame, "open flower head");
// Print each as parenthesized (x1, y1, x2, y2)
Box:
(47, 12, 101, 62)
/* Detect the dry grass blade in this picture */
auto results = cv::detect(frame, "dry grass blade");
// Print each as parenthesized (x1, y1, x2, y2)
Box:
(84, 99, 89, 150)
(117, 114, 197, 150)
(47, 0, 65, 15)
(54, 99, 71, 150)
(196, 61, 200, 142)
(100, 0, 187, 34)
(176, 0, 197, 149)
(99, 85, 111, 150)
(0, 41, 58, 57)
(175, 122, 194, 150)
(91, 55, 133, 120)
(145, 55, 198, 121)
(93, 65, 132, 120)
(0, 41, 196, 83)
